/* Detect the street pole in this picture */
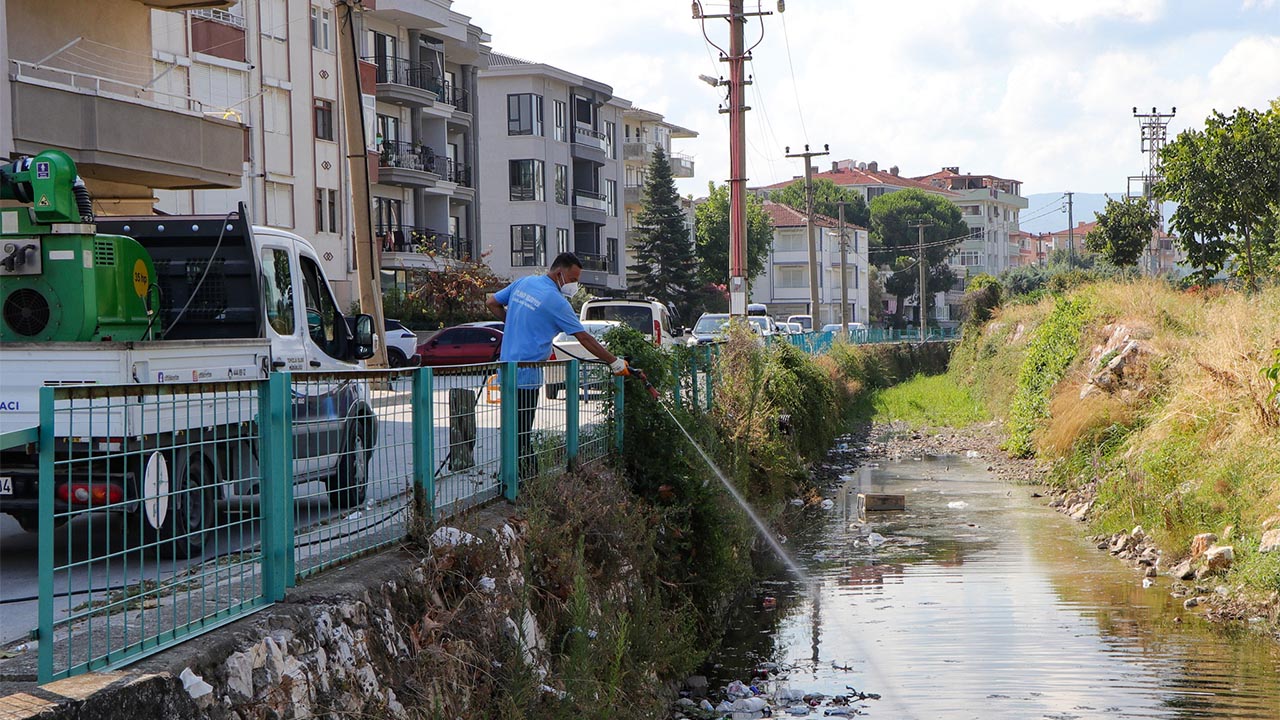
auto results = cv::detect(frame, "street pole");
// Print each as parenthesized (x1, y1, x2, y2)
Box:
(1065, 191, 1074, 267)
(785, 144, 828, 325)
(337, 0, 387, 367)
(693, 1, 776, 316)
(837, 202, 849, 333)
(909, 221, 932, 332)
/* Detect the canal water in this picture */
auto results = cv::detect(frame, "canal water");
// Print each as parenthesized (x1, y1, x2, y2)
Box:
(705, 454, 1280, 719)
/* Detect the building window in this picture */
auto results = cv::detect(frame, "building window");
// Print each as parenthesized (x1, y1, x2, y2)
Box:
(607, 237, 618, 274)
(776, 265, 808, 288)
(866, 186, 889, 202)
(605, 179, 617, 216)
(511, 225, 546, 267)
(555, 164, 568, 205)
(952, 250, 982, 267)
(557, 228, 569, 254)
(553, 100, 567, 142)
(314, 99, 334, 141)
(315, 188, 338, 233)
(604, 121, 616, 159)
(310, 6, 331, 51)
(507, 93, 543, 136)
(261, 0, 288, 40)
(509, 159, 545, 201)
(265, 182, 294, 228)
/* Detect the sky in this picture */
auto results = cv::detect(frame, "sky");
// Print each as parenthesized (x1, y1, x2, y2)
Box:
(454, 0, 1280, 198)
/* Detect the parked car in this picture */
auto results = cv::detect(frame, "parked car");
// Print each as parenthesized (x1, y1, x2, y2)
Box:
(746, 315, 779, 338)
(459, 320, 505, 332)
(416, 325, 503, 366)
(686, 313, 763, 346)
(384, 319, 421, 367)
(580, 297, 680, 347)
(780, 322, 804, 335)
(545, 320, 621, 399)
(787, 314, 814, 332)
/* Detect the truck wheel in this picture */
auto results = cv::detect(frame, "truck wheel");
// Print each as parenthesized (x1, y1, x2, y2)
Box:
(143, 448, 217, 560)
(327, 428, 370, 509)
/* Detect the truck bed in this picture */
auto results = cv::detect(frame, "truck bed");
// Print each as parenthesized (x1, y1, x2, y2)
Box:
(0, 339, 269, 440)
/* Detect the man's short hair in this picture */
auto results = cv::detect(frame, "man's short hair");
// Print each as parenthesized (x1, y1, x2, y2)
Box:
(550, 252, 583, 270)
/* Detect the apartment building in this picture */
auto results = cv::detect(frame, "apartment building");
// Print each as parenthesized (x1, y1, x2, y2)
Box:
(621, 106, 696, 286)
(752, 202, 870, 327)
(2, 0, 244, 214)
(914, 167, 1030, 279)
(140, 0, 489, 306)
(476, 53, 627, 291)
(754, 159, 948, 207)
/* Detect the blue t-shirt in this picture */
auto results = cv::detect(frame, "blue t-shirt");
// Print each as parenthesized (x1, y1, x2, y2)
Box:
(493, 275, 585, 388)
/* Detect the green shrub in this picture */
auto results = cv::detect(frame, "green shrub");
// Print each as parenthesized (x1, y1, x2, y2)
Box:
(1005, 296, 1093, 456)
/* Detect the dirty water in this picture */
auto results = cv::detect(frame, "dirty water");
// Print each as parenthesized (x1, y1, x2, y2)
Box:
(703, 455, 1280, 719)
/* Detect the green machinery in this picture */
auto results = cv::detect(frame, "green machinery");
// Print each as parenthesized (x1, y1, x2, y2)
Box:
(0, 149, 158, 342)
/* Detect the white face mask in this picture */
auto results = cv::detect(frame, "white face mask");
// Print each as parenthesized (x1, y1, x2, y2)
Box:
(559, 281, 579, 298)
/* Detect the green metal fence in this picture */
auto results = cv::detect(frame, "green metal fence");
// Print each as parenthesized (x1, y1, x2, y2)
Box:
(28, 359, 616, 681)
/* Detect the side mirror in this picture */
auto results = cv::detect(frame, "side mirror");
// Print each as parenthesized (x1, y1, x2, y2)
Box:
(353, 314, 375, 360)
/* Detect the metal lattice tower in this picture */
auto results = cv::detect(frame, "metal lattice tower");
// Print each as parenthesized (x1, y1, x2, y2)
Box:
(1127, 106, 1175, 274)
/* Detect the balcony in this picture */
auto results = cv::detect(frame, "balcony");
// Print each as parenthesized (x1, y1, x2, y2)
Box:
(623, 139, 656, 162)
(442, 82, 470, 114)
(9, 60, 243, 189)
(377, 224, 471, 261)
(366, 56, 443, 108)
(577, 251, 610, 272)
(377, 140, 442, 187)
(670, 151, 695, 178)
(572, 188, 608, 224)
(623, 183, 643, 206)
(571, 126, 608, 163)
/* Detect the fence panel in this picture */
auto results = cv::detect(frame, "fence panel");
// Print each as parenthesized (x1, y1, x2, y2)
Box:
(578, 360, 614, 466)
(431, 362, 504, 519)
(37, 381, 269, 681)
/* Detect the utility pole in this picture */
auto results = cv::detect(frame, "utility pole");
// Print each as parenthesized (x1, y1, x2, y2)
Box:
(836, 202, 850, 332)
(1065, 191, 1074, 266)
(908, 220, 932, 331)
(785, 144, 828, 325)
(693, 1, 776, 317)
(1128, 106, 1176, 276)
(336, 0, 387, 366)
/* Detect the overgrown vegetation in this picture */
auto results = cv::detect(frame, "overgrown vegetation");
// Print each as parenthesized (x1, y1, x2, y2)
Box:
(870, 374, 990, 429)
(950, 278, 1280, 598)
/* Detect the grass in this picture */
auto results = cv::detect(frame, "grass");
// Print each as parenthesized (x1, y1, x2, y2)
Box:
(870, 373, 991, 429)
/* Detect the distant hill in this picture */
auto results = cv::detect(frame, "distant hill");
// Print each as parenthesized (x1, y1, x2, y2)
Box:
(1021, 193, 1177, 235)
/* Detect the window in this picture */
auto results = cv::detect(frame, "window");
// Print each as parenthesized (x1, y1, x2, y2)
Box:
(607, 237, 618, 274)
(555, 164, 568, 205)
(509, 159, 545, 201)
(263, 87, 291, 134)
(961, 204, 981, 216)
(604, 121, 616, 158)
(605, 179, 617, 216)
(371, 31, 396, 78)
(261, 0, 288, 40)
(376, 113, 400, 146)
(511, 225, 546, 267)
(315, 188, 338, 233)
(310, 6, 331, 51)
(866, 186, 889, 202)
(507, 93, 543, 136)
(952, 251, 982, 267)
(300, 256, 341, 358)
(776, 265, 808, 288)
(261, 247, 295, 335)
(265, 182, 294, 228)
(314, 99, 334, 141)
(553, 100, 567, 142)
(556, 228, 569, 254)
(775, 230, 806, 253)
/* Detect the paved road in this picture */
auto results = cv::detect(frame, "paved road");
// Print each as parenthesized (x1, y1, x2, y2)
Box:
(0, 372, 610, 648)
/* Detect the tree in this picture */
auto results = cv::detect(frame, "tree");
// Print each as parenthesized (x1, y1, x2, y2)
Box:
(693, 182, 774, 287)
(382, 259, 506, 330)
(1156, 101, 1280, 288)
(1085, 195, 1160, 268)
(868, 189, 969, 325)
(630, 148, 699, 317)
(770, 178, 871, 229)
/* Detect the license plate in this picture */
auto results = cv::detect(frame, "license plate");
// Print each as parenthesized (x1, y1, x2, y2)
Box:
(0, 476, 12, 495)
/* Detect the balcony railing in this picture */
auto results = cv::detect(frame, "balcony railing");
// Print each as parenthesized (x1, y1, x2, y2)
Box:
(623, 139, 656, 161)
(573, 188, 607, 211)
(577, 251, 609, 272)
(573, 126, 608, 151)
(377, 224, 470, 260)
(366, 56, 443, 95)
(442, 82, 469, 112)
(190, 8, 246, 28)
(378, 139, 435, 172)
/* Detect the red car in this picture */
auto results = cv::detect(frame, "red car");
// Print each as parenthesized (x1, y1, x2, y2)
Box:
(416, 325, 503, 366)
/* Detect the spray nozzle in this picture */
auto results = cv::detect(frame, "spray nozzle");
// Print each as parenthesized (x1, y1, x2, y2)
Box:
(622, 356, 661, 401)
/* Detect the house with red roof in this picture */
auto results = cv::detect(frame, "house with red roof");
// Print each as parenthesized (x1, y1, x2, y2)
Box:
(750, 201, 871, 326)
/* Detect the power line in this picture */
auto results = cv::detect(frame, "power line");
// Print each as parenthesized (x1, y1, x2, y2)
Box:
(778, 11, 809, 143)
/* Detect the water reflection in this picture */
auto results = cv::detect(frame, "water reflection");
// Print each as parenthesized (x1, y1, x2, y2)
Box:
(706, 456, 1280, 719)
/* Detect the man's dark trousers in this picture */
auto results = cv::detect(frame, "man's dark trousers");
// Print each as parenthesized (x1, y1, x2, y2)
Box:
(516, 387, 540, 483)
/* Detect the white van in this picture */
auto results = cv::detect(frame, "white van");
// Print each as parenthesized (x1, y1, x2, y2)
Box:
(579, 297, 680, 347)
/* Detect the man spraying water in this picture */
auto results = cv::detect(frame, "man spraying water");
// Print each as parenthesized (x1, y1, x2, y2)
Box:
(486, 252, 631, 483)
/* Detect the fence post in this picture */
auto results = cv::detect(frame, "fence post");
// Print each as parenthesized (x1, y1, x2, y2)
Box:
(499, 361, 518, 501)
(565, 360, 579, 466)
(672, 354, 683, 411)
(705, 346, 714, 409)
(689, 352, 699, 411)
(37, 386, 54, 682)
(258, 373, 293, 601)
(614, 374, 625, 453)
(412, 367, 435, 523)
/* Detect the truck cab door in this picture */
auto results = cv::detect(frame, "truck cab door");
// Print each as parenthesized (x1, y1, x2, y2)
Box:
(258, 242, 308, 372)
(297, 253, 356, 371)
